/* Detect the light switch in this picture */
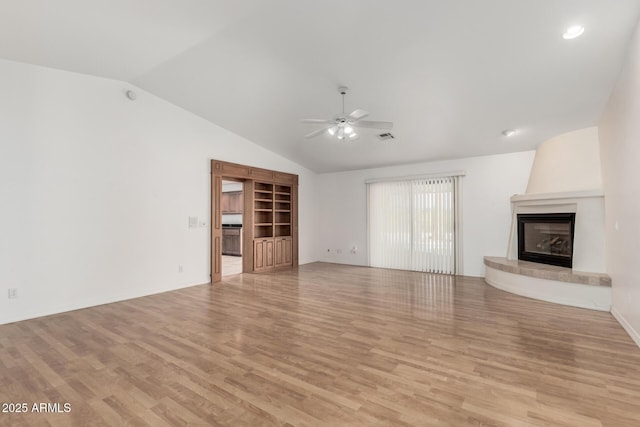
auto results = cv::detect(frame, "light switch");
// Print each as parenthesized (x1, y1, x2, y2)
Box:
(189, 216, 198, 228)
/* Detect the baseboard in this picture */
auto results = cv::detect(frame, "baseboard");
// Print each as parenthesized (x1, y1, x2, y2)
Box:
(0, 280, 209, 326)
(611, 306, 640, 349)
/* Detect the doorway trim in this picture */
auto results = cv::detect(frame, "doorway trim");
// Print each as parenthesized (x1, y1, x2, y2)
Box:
(211, 160, 299, 283)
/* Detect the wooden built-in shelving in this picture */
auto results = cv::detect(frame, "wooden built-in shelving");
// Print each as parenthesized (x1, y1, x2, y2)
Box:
(211, 159, 298, 282)
(251, 182, 293, 271)
(253, 182, 273, 239)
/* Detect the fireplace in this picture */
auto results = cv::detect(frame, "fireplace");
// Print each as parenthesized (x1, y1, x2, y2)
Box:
(517, 213, 576, 268)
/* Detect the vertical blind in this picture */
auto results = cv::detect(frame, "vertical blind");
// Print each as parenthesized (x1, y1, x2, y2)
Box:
(368, 175, 460, 274)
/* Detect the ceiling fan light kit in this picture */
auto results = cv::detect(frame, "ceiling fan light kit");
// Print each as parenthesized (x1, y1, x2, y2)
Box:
(301, 87, 393, 141)
(563, 25, 585, 40)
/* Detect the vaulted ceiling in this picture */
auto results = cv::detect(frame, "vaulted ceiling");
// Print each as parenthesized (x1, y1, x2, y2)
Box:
(1, 0, 639, 172)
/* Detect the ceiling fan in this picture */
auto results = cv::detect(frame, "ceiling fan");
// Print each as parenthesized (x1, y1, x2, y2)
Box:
(301, 87, 393, 141)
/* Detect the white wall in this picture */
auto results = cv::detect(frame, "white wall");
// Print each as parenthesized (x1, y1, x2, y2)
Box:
(0, 58, 319, 325)
(526, 127, 603, 194)
(599, 22, 640, 347)
(317, 151, 535, 277)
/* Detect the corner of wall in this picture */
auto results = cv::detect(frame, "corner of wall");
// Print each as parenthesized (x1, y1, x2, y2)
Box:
(598, 17, 640, 350)
(611, 307, 640, 349)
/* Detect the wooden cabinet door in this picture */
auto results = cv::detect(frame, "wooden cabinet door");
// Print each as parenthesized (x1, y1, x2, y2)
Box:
(265, 239, 274, 268)
(221, 193, 231, 213)
(274, 238, 283, 266)
(222, 230, 231, 254)
(254, 239, 265, 270)
(254, 238, 274, 271)
(283, 237, 292, 265)
(231, 192, 243, 213)
(222, 191, 243, 214)
(222, 229, 241, 256)
(274, 237, 292, 267)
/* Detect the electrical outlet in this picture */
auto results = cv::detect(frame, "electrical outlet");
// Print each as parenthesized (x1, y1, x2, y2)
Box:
(337, 249, 342, 254)
(8, 288, 17, 299)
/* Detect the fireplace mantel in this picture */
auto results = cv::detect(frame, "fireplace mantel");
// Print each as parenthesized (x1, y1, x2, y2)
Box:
(510, 189, 604, 203)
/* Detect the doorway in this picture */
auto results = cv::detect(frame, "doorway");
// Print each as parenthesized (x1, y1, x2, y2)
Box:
(221, 179, 244, 276)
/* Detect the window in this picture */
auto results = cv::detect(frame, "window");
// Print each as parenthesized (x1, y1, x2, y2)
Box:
(367, 174, 462, 274)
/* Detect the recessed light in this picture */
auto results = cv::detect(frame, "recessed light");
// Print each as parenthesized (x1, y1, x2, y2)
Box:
(502, 129, 517, 137)
(563, 25, 585, 40)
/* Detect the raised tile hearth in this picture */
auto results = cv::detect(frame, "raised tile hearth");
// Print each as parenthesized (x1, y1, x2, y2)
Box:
(484, 256, 611, 286)
(484, 256, 611, 311)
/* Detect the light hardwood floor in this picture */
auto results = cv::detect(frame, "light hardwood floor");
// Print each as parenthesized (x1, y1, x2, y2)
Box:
(1, 262, 639, 426)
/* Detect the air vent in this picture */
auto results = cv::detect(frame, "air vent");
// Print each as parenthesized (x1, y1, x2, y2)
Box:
(377, 132, 395, 141)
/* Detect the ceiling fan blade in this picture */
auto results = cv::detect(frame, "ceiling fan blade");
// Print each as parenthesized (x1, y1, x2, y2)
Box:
(300, 118, 334, 124)
(348, 109, 369, 121)
(352, 120, 394, 130)
(304, 125, 333, 139)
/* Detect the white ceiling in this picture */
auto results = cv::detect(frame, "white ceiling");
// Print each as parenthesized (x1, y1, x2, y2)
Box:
(2, 1, 639, 173)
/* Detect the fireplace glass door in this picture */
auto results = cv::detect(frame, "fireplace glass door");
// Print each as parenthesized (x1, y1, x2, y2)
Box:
(517, 213, 575, 268)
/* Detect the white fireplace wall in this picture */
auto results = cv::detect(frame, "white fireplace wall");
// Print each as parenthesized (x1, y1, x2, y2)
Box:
(507, 192, 606, 274)
(505, 124, 606, 274)
(526, 127, 602, 194)
(599, 18, 640, 348)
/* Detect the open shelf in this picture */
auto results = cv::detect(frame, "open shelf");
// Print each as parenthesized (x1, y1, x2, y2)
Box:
(254, 225, 273, 238)
(251, 181, 293, 264)
(255, 210, 272, 225)
(275, 211, 290, 224)
(275, 224, 291, 237)
(255, 182, 273, 191)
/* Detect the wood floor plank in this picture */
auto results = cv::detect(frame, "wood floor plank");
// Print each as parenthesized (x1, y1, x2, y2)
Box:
(1, 262, 640, 426)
